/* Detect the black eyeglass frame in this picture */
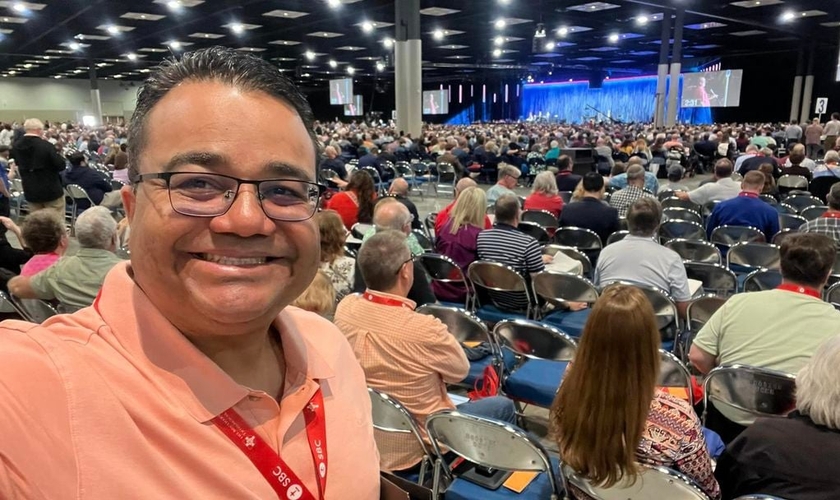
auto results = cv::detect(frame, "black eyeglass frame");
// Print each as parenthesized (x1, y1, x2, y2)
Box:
(133, 171, 326, 222)
(394, 254, 417, 275)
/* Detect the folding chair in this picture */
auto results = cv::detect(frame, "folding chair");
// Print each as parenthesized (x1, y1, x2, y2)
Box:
(602, 281, 680, 351)
(710, 225, 765, 249)
(424, 212, 437, 241)
(702, 364, 797, 431)
(681, 296, 727, 362)
(558, 190, 573, 204)
(661, 196, 702, 214)
(778, 213, 807, 231)
(665, 239, 722, 265)
(742, 268, 783, 292)
(361, 166, 388, 195)
(553, 226, 603, 252)
(561, 463, 712, 500)
(783, 194, 823, 214)
(777, 175, 809, 196)
(684, 262, 737, 297)
(64, 184, 96, 232)
(467, 261, 534, 322)
(542, 244, 591, 276)
(521, 210, 558, 232)
(759, 194, 779, 206)
(801, 205, 828, 220)
(531, 271, 599, 337)
(319, 168, 339, 185)
(368, 388, 440, 485)
(777, 202, 797, 215)
(417, 254, 471, 309)
(350, 222, 373, 239)
(663, 207, 703, 226)
(517, 221, 550, 244)
(658, 349, 695, 406)
(494, 319, 575, 409)
(435, 162, 457, 197)
(809, 176, 840, 203)
(659, 220, 706, 244)
(10, 294, 59, 323)
(726, 242, 781, 273)
(606, 230, 629, 245)
(771, 228, 798, 246)
(412, 229, 433, 252)
(0, 290, 22, 316)
(426, 411, 562, 499)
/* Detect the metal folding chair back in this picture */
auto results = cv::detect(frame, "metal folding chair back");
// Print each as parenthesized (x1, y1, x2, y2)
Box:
(435, 162, 457, 196)
(606, 230, 629, 245)
(467, 261, 533, 316)
(659, 220, 706, 243)
(426, 411, 560, 499)
(543, 245, 592, 275)
(522, 210, 559, 230)
(561, 463, 712, 500)
(658, 350, 695, 406)
(494, 318, 577, 361)
(350, 222, 373, 239)
(777, 174, 809, 191)
(424, 212, 437, 240)
(0, 290, 20, 314)
(518, 221, 550, 244)
(684, 262, 737, 297)
(665, 238, 722, 264)
(778, 213, 807, 231)
(663, 207, 703, 226)
(771, 229, 798, 246)
(416, 304, 490, 344)
(412, 230, 433, 252)
(726, 242, 781, 271)
(602, 281, 680, 343)
(743, 268, 783, 292)
(801, 205, 828, 220)
(686, 296, 727, 332)
(661, 196, 702, 214)
(826, 281, 840, 305)
(783, 195, 822, 214)
(532, 271, 599, 309)
(710, 225, 765, 247)
(10, 295, 59, 324)
(703, 365, 797, 427)
(553, 226, 603, 251)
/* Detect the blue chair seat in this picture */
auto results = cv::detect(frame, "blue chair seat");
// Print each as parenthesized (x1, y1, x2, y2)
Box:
(444, 456, 561, 500)
(464, 349, 517, 387)
(503, 359, 570, 408)
(474, 304, 529, 325)
(541, 309, 591, 338)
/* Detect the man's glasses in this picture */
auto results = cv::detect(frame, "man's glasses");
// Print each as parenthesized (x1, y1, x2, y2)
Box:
(394, 254, 416, 275)
(133, 172, 325, 222)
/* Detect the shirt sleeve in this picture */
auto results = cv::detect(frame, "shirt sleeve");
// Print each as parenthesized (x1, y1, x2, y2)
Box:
(668, 256, 692, 302)
(29, 265, 58, 301)
(424, 321, 470, 383)
(692, 301, 727, 357)
(674, 413, 722, 500)
(687, 185, 709, 206)
(523, 239, 545, 274)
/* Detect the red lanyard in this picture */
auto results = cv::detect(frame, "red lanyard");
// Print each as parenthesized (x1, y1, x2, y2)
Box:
(822, 211, 840, 220)
(212, 389, 327, 500)
(738, 191, 759, 198)
(777, 283, 822, 299)
(363, 291, 414, 309)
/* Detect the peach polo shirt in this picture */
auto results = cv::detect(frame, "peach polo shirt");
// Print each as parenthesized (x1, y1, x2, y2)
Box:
(0, 262, 380, 499)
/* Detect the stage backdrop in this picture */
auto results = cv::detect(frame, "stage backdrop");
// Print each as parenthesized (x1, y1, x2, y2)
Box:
(519, 75, 709, 125)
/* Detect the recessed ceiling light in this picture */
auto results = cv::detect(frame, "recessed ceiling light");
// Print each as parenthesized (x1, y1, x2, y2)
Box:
(327, 0, 340, 7)
(231, 23, 244, 34)
(636, 15, 648, 25)
(781, 10, 795, 21)
(167, 0, 181, 10)
(329, 59, 338, 68)
(346, 66, 355, 75)
(361, 21, 373, 33)
(126, 53, 137, 61)
(494, 18, 506, 29)
(545, 41, 555, 50)
(608, 33, 619, 42)
(106, 25, 119, 34)
(433, 29, 444, 40)
(382, 37, 394, 48)
(12, 3, 25, 13)
(494, 36, 504, 46)
(376, 61, 385, 71)
(492, 48, 502, 57)
(304, 50, 315, 60)
(558, 26, 569, 36)
(169, 40, 182, 49)
(69, 42, 81, 51)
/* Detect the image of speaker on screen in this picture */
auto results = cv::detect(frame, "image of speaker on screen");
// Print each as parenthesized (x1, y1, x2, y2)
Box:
(681, 70, 743, 108)
(329, 78, 353, 105)
(422, 90, 449, 115)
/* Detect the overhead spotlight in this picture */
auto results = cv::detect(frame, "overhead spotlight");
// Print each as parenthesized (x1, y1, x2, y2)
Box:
(376, 61, 385, 71)
(781, 10, 795, 21)
(534, 23, 546, 38)
(106, 25, 119, 35)
(304, 50, 315, 60)
(231, 23, 244, 34)
(302, 73, 311, 77)
(346, 66, 355, 75)
(558, 26, 569, 36)
(494, 35, 504, 46)
(328, 59, 338, 68)
(168, 40, 182, 49)
(636, 15, 648, 25)
(492, 48, 502, 57)
(433, 29, 444, 40)
(69, 42, 81, 51)
(494, 18, 506, 29)
(545, 41, 555, 50)
(608, 33, 620, 43)
(166, 0, 182, 11)
(126, 53, 137, 61)
(327, 0, 341, 7)
(12, 2, 25, 12)
(361, 21, 374, 33)
(499, 0, 511, 3)
(382, 37, 394, 48)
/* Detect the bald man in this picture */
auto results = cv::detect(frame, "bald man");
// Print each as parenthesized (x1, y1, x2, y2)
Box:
(434, 177, 492, 235)
(384, 177, 422, 230)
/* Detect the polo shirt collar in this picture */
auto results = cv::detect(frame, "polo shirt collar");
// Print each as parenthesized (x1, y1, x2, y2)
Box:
(94, 262, 335, 423)
(362, 289, 416, 310)
(494, 222, 518, 230)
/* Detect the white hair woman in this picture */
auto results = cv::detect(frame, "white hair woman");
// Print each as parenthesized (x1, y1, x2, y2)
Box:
(715, 335, 840, 498)
(524, 171, 563, 218)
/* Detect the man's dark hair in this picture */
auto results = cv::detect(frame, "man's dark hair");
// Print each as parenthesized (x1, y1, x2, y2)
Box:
(557, 155, 572, 171)
(67, 152, 86, 167)
(714, 158, 733, 178)
(627, 197, 662, 237)
(21, 210, 64, 254)
(582, 172, 604, 192)
(494, 194, 520, 224)
(828, 184, 840, 211)
(780, 233, 836, 289)
(127, 46, 320, 181)
(120, 143, 127, 152)
(832, 112, 839, 120)
(0, 145, 9, 154)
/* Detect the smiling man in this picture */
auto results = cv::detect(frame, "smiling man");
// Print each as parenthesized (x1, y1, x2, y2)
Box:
(0, 47, 380, 499)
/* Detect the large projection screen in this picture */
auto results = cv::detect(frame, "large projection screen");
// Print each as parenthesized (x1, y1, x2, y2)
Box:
(329, 78, 354, 105)
(344, 95, 363, 116)
(422, 90, 449, 115)
(681, 70, 743, 108)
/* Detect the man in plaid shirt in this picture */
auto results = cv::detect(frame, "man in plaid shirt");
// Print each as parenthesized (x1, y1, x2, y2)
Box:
(799, 183, 840, 245)
(609, 165, 655, 218)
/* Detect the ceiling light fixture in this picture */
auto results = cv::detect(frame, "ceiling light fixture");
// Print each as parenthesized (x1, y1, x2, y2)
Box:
(558, 26, 569, 36)
(382, 37, 394, 48)
(534, 23, 546, 38)
(492, 48, 502, 57)
(361, 21, 374, 33)
(166, 0, 182, 11)
(69, 42, 81, 51)
(545, 41, 555, 50)
(608, 33, 620, 43)
(781, 10, 795, 21)
(433, 29, 444, 40)
(106, 25, 119, 35)
(231, 23, 244, 34)
(376, 61, 385, 71)
(169, 40, 182, 49)
(304, 50, 315, 60)
(494, 35, 504, 46)
(346, 66, 355, 75)
(126, 53, 137, 61)
(12, 3, 25, 13)
(637, 15, 648, 25)
(327, 0, 341, 7)
(328, 59, 338, 68)
(494, 19, 506, 29)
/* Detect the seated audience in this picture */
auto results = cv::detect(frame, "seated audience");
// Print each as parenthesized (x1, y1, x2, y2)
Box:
(384, 178, 422, 230)
(434, 177, 491, 236)
(675, 159, 740, 205)
(552, 284, 719, 500)
(335, 230, 516, 472)
(292, 270, 337, 320)
(325, 169, 376, 230)
(608, 157, 659, 193)
(783, 143, 816, 172)
(61, 152, 115, 211)
(352, 200, 435, 306)
(554, 155, 581, 192)
(320, 145, 348, 188)
(476, 194, 549, 312)
(434, 186, 486, 303)
(705, 171, 780, 242)
(8, 206, 123, 311)
(0, 217, 33, 285)
(486, 163, 520, 204)
(799, 182, 840, 244)
(594, 198, 691, 317)
(658, 165, 686, 194)
(110, 143, 130, 185)
(19, 211, 67, 276)
(781, 148, 812, 180)
(812, 150, 840, 178)
(316, 209, 356, 300)
(609, 165, 655, 218)
(737, 147, 779, 177)
(524, 171, 564, 218)
(558, 172, 620, 245)
(757, 163, 779, 200)
(690, 233, 840, 439)
(714, 335, 840, 500)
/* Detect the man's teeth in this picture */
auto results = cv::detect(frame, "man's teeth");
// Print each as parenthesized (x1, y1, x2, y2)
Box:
(200, 254, 267, 265)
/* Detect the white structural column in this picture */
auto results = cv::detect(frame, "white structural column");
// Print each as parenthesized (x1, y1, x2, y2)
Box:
(790, 49, 805, 122)
(799, 48, 815, 124)
(666, 7, 685, 128)
(654, 12, 672, 128)
(395, 0, 422, 138)
(88, 60, 103, 126)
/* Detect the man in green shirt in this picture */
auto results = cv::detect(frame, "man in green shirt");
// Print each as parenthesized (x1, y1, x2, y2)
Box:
(9, 206, 123, 311)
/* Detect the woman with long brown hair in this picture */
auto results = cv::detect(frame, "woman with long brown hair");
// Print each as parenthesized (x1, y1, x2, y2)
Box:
(325, 169, 376, 230)
(551, 285, 719, 499)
